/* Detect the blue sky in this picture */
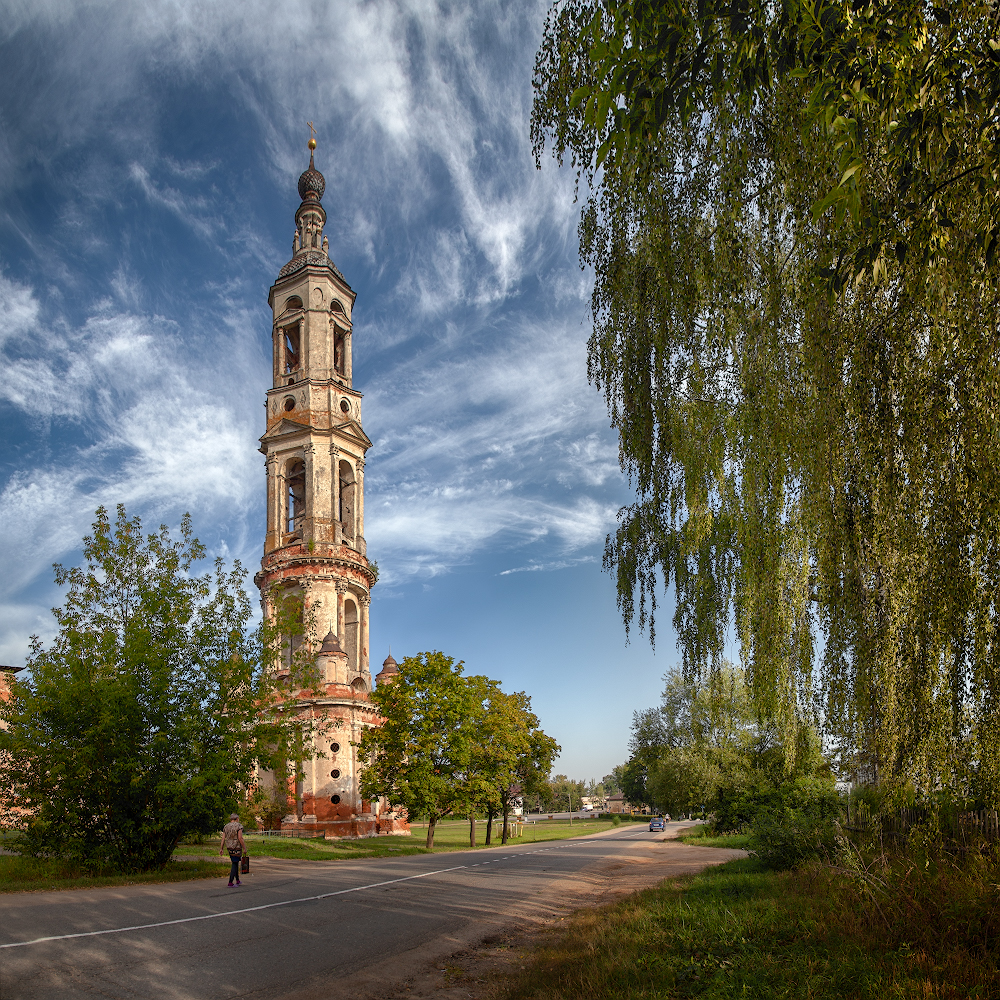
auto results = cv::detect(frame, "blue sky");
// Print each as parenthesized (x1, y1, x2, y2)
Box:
(0, 0, 681, 781)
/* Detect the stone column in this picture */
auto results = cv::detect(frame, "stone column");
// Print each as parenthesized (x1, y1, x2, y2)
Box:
(265, 454, 278, 548)
(359, 592, 371, 675)
(357, 456, 365, 544)
(344, 327, 353, 384)
(303, 443, 316, 542)
(335, 579, 348, 647)
(330, 442, 341, 544)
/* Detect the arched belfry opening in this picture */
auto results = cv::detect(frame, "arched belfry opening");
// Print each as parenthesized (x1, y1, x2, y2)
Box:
(281, 323, 302, 375)
(285, 459, 305, 537)
(343, 598, 359, 673)
(255, 132, 394, 840)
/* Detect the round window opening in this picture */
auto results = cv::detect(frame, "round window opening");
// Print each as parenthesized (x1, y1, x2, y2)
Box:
(283, 397, 295, 411)
(331, 769, 341, 779)
(340, 399, 350, 413)
(330, 742, 340, 753)
(331, 795, 341, 804)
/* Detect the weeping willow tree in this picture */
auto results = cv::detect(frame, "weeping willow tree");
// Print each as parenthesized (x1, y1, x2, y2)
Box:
(532, 1, 1000, 803)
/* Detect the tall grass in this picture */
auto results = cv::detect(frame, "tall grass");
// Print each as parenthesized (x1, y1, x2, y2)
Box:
(502, 848, 1000, 999)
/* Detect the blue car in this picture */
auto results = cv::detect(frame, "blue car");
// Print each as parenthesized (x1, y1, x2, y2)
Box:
(649, 816, 666, 832)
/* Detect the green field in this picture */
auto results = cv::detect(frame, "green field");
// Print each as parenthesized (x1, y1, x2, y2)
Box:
(173, 814, 650, 863)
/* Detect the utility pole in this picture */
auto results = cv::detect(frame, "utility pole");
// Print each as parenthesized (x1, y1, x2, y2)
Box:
(568, 783, 572, 825)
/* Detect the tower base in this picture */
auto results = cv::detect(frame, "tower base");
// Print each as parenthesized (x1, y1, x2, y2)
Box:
(277, 813, 411, 839)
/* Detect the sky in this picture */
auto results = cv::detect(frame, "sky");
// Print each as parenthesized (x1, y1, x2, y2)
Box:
(0, 0, 684, 781)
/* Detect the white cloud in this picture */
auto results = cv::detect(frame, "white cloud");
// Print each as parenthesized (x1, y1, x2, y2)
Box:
(0, 273, 40, 350)
(0, 2, 627, 666)
(0, 277, 262, 611)
(1, 0, 574, 308)
(129, 163, 218, 241)
(362, 313, 622, 584)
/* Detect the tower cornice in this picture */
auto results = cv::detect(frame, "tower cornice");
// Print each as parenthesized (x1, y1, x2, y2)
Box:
(269, 253, 356, 305)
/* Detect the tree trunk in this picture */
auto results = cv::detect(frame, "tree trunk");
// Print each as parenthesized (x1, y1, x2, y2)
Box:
(469, 816, 476, 848)
(486, 812, 494, 845)
(501, 802, 509, 844)
(426, 816, 437, 848)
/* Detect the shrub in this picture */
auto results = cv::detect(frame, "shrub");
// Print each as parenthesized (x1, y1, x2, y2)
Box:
(751, 810, 840, 869)
(748, 778, 844, 869)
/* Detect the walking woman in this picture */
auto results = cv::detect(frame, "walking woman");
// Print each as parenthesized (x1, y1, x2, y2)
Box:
(219, 813, 246, 887)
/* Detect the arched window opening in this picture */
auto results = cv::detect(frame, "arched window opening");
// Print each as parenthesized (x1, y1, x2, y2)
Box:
(334, 328, 346, 376)
(344, 599, 359, 673)
(283, 323, 300, 374)
(284, 296, 303, 313)
(280, 588, 304, 673)
(286, 459, 306, 536)
(351, 676, 367, 695)
(339, 461, 355, 543)
(331, 299, 345, 315)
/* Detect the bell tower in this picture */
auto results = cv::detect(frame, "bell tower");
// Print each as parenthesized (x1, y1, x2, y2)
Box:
(255, 134, 403, 838)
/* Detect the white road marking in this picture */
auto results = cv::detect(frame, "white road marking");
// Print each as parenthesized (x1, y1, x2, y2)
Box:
(0, 865, 468, 951)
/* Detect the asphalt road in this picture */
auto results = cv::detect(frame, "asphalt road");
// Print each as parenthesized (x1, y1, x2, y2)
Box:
(0, 822, 696, 1000)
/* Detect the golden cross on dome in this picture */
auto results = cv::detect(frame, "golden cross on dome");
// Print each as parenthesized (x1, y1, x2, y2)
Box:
(307, 121, 317, 151)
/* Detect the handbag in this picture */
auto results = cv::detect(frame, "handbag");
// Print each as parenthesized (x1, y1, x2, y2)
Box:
(240, 854, 250, 875)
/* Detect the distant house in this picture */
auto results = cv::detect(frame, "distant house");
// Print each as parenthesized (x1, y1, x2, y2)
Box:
(607, 793, 627, 814)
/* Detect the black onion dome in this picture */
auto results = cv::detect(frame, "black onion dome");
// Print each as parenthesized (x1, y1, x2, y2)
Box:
(298, 151, 326, 202)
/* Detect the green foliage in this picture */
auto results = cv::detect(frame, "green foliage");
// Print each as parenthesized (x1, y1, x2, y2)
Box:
(601, 766, 624, 795)
(533, 0, 1000, 284)
(359, 653, 559, 848)
(467, 681, 560, 842)
(532, 2, 1000, 802)
(621, 665, 839, 842)
(0, 854, 221, 893)
(546, 774, 587, 813)
(359, 652, 478, 847)
(0, 506, 320, 872)
(750, 809, 840, 871)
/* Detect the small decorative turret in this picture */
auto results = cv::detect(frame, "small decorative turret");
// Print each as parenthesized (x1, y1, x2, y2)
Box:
(319, 630, 343, 653)
(375, 652, 399, 686)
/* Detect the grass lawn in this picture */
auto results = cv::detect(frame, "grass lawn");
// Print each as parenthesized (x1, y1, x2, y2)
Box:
(0, 855, 222, 893)
(174, 815, 651, 863)
(501, 852, 1000, 999)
